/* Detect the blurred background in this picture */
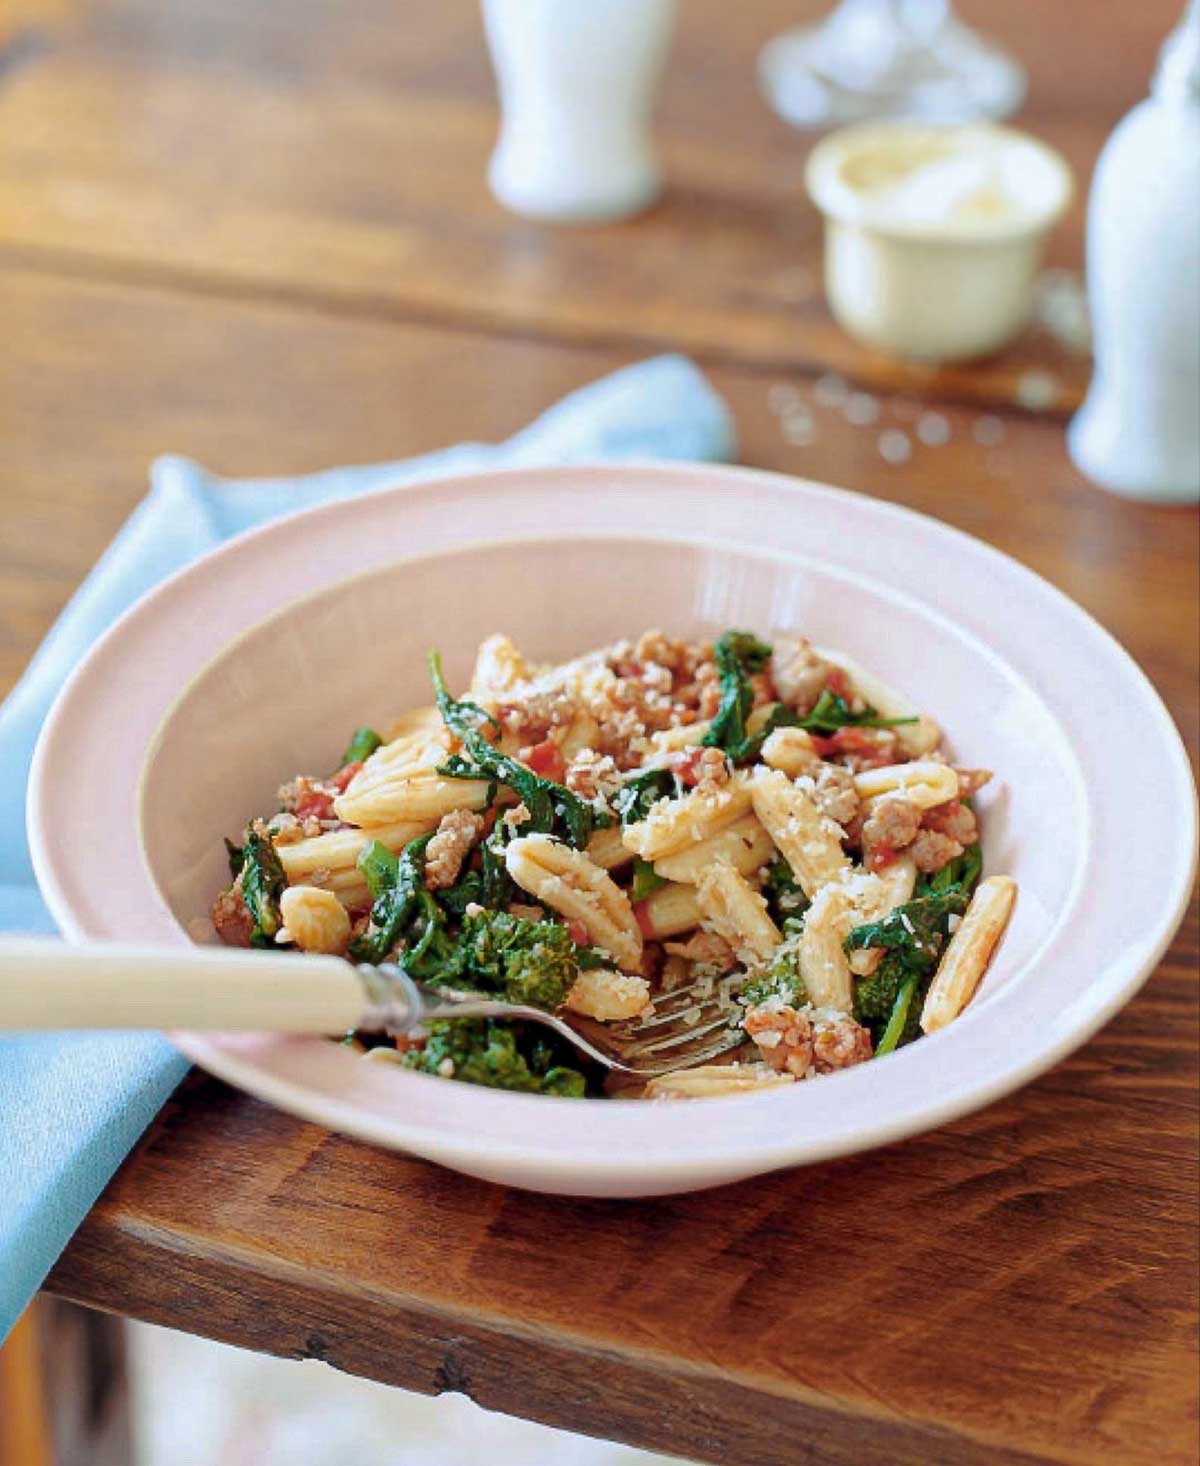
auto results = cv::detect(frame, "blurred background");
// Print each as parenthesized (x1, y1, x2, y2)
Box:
(1, 1, 1195, 1463)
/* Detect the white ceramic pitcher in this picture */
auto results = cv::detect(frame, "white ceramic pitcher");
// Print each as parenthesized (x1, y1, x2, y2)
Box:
(481, 0, 678, 223)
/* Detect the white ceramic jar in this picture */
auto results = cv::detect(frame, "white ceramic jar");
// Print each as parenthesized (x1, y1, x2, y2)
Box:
(1068, 2, 1200, 503)
(805, 122, 1073, 361)
(481, 0, 677, 224)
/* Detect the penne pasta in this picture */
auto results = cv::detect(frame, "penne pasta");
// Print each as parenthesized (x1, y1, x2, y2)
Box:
(469, 633, 531, 696)
(921, 876, 1017, 1033)
(505, 833, 642, 972)
(645, 1064, 795, 1099)
(634, 881, 702, 939)
(750, 769, 849, 897)
(760, 726, 820, 777)
(278, 885, 351, 955)
(621, 773, 754, 861)
(586, 823, 634, 871)
(695, 863, 781, 961)
(278, 821, 428, 879)
(846, 857, 917, 975)
(797, 883, 855, 1012)
(853, 760, 959, 810)
(333, 771, 490, 827)
(652, 814, 774, 885)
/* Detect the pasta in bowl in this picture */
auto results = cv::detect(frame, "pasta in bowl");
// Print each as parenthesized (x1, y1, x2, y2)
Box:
(211, 627, 1017, 1100)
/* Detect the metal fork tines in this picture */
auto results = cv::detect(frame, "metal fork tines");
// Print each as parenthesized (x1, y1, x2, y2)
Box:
(564, 976, 746, 1077)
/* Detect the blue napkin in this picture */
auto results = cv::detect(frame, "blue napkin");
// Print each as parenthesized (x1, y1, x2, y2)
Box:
(0, 355, 734, 1341)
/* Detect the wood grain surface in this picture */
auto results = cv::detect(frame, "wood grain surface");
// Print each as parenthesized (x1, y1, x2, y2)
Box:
(2, 0, 1197, 1462)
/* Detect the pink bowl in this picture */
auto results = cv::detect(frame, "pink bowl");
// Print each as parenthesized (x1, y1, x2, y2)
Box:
(27, 465, 1197, 1196)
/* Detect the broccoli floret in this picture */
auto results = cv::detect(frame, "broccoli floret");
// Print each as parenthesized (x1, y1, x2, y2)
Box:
(455, 908, 577, 1011)
(740, 930, 810, 1009)
(853, 953, 924, 1044)
(404, 1019, 585, 1096)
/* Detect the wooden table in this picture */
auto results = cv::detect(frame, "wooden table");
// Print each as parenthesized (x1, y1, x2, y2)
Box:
(3, 2, 1197, 1462)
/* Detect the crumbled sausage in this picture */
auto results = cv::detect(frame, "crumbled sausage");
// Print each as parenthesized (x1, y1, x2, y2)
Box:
(666, 745, 730, 796)
(565, 748, 622, 800)
(811, 1012, 874, 1071)
(745, 1003, 816, 1077)
(955, 767, 993, 797)
(811, 762, 862, 834)
(495, 689, 575, 743)
(909, 829, 964, 873)
(907, 799, 980, 873)
(771, 638, 835, 715)
(923, 799, 978, 845)
(860, 796, 921, 864)
(212, 882, 254, 947)
(424, 809, 485, 890)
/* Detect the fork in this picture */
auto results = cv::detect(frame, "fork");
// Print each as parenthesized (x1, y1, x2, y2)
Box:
(0, 940, 745, 1078)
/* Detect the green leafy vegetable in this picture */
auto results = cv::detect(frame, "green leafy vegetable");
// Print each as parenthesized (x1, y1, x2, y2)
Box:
(612, 767, 676, 826)
(916, 841, 982, 899)
(452, 908, 577, 1010)
(240, 830, 287, 947)
(429, 651, 604, 848)
(874, 973, 919, 1056)
(701, 630, 773, 760)
(844, 887, 968, 972)
(223, 838, 245, 880)
(847, 888, 969, 1050)
(340, 726, 383, 765)
(796, 690, 917, 737)
(404, 1019, 585, 1096)
(349, 836, 439, 966)
(761, 856, 810, 928)
(739, 931, 809, 1010)
(351, 836, 579, 1009)
(631, 857, 667, 902)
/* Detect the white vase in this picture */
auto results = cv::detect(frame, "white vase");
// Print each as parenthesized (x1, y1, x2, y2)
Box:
(481, 0, 677, 223)
(1068, 2, 1200, 503)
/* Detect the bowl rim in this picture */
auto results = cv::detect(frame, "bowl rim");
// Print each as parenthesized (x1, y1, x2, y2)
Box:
(26, 462, 1197, 1188)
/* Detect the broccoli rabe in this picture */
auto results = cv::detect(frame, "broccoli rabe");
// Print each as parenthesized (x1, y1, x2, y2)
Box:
(238, 830, 287, 948)
(340, 725, 383, 765)
(761, 856, 809, 929)
(853, 954, 923, 1046)
(702, 630, 773, 761)
(453, 908, 577, 1011)
(916, 841, 982, 899)
(350, 837, 580, 1010)
(405, 1019, 585, 1096)
(429, 651, 604, 848)
(739, 930, 810, 1010)
(847, 887, 969, 1050)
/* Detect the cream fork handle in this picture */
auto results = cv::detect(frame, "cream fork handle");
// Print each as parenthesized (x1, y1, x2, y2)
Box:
(0, 939, 368, 1033)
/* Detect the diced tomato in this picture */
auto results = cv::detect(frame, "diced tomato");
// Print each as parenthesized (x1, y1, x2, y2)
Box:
(293, 788, 335, 821)
(566, 919, 589, 946)
(329, 760, 363, 793)
(825, 667, 851, 699)
(523, 739, 566, 783)
(479, 806, 500, 837)
(633, 900, 655, 939)
(869, 845, 898, 871)
(671, 747, 707, 788)
(810, 726, 892, 764)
